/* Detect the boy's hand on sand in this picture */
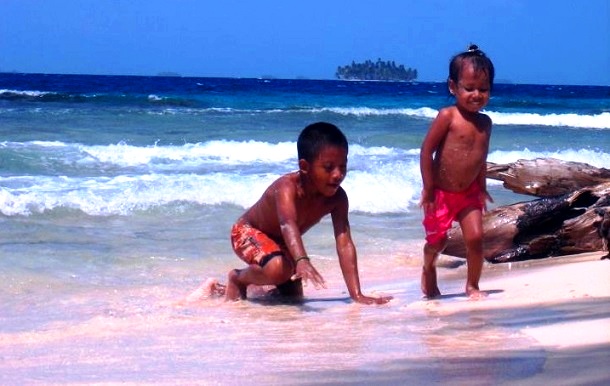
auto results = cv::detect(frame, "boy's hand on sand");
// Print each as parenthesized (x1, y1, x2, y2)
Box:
(355, 294, 393, 305)
(291, 259, 327, 290)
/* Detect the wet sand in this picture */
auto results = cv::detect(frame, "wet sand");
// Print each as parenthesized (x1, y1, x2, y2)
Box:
(1, 252, 608, 385)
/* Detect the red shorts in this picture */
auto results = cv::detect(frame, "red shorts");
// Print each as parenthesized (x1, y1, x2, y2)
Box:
(230, 220, 290, 266)
(422, 182, 483, 245)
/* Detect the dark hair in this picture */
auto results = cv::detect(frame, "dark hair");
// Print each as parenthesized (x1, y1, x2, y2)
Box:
(297, 122, 348, 162)
(449, 44, 495, 89)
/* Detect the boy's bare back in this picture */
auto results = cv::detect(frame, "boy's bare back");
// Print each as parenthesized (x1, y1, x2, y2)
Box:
(426, 106, 491, 193)
(241, 171, 346, 243)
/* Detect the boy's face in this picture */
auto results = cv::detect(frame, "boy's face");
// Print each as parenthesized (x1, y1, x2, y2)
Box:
(449, 61, 491, 114)
(302, 145, 347, 197)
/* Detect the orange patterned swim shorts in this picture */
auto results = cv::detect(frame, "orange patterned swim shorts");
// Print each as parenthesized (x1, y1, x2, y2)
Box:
(422, 181, 483, 245)
(230, 220, 290, 266)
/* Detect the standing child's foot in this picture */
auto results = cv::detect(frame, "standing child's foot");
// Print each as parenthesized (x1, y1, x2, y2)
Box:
(466, 285, 487, 299)
(421, 266, 441, 298)
(225, 269, 248, 301)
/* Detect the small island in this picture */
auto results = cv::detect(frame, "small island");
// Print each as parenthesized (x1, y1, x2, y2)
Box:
(336, 59, 417, 81)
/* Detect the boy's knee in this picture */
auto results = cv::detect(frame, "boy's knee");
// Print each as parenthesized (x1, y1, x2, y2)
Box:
(263, 257, 294, 284)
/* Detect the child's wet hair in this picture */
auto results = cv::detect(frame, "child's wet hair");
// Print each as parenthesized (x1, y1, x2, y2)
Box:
(297, 122, 348, 162)
(449, 44, 495, 89)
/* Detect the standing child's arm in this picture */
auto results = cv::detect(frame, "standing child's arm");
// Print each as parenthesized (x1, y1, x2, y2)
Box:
(477, 115, 494, 209)
(332, 190, 392, 305)
(419, 108, 452, 212)
(477, 165, 493, 210)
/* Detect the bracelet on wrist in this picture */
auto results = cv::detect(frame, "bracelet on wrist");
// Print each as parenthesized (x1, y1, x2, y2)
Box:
(295, 256, 310, 264)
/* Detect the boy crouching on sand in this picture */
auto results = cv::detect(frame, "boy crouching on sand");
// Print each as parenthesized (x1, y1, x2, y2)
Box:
(220, 122, 391, 304)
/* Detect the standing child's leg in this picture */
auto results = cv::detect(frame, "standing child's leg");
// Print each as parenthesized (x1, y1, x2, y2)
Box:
(421, 239, 445, 298)
(458, 207, 486, 298)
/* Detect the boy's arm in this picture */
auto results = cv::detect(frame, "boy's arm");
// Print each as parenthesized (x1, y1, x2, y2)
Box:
(275, 179, 326, 288)
(332, 190, 392, 305)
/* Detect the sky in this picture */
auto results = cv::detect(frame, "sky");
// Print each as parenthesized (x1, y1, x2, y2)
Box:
(1, 0, 608, 86)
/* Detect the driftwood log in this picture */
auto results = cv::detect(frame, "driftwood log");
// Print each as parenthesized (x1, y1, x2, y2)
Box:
(444, 158, 610, 263)
(486, 158, 610, 197)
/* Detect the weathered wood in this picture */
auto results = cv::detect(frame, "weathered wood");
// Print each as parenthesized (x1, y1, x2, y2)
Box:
(444, 182, 610, 263)
(486, 158, 610, 197)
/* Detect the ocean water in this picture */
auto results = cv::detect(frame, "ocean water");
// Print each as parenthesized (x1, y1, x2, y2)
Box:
(1, 73, 609, 383)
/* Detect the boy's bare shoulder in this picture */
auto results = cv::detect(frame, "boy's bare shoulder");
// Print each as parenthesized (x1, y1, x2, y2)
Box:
(269, 171, 301, 196)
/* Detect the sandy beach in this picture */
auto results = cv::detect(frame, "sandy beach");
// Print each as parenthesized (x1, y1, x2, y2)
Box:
(405, 252, 610, 386)
(1, 250, 608, 385)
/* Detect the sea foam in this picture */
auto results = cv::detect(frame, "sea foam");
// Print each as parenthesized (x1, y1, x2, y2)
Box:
(0, 139, 608, 217)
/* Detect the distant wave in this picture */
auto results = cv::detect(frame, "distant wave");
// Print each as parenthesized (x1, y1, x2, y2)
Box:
(318, 107, 610, 129)
(488, 148, 610, 167)
(3, 88, 608, 129)
(0, 89, 56, 99)
(0, 89, 199, 107)
(156, 106, 610, 129)
(311, 106, 437, 118)
(487, 111, 610, 129)
(203, 107, 610, 129)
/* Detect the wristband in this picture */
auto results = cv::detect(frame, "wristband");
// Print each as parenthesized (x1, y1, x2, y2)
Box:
(295, 256, 310, 264)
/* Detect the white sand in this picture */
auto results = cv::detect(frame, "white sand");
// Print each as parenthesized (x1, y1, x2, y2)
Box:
(405, 251, 610, 385)
(408, 252, 610, 345)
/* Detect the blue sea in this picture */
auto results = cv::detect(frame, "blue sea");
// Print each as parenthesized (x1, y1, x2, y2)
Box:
(1, 73, 609, 383)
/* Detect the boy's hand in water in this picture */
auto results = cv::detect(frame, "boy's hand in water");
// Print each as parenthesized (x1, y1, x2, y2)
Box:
(291, 258, 327, 289)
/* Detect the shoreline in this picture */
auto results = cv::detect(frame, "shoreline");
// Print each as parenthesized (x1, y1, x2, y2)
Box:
(1, 252, 608, 385)
(363, 251, 610, 385)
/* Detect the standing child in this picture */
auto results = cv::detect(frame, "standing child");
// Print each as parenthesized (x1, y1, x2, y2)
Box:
(419, 45, 495, 299)
(214, 122, 391, 305)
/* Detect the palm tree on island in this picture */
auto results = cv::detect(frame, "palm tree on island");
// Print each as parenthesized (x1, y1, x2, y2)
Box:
(336, 59, 417, 81)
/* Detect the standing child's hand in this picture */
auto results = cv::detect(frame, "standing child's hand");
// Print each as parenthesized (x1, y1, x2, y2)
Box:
(419, 189, 436, 214)
(291, 258, 327, 290)
(481, 190, 494, 212)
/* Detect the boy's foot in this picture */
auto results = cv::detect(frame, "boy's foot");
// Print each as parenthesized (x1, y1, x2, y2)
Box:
(184, 278, 226, 302)
(225, 269, 247, 301)
(466, 286, 488, 300)
(421, 267, 441, 298)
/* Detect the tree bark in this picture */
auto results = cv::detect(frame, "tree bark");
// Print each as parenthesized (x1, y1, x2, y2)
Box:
(486, 158, 610, 197)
